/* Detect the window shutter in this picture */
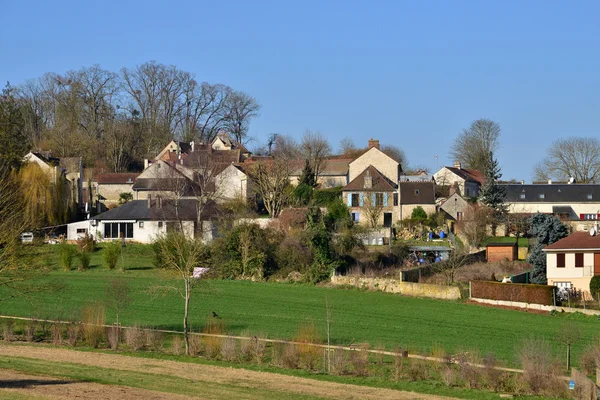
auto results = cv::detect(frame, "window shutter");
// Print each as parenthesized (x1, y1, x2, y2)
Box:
(372, 193, 376, 205)
(580, 214, 585, 220)
(383, 193, 388, 207)
(356, 212, 359, 221)
(359, 193, 364, 206)
(347, 193, 352, 207)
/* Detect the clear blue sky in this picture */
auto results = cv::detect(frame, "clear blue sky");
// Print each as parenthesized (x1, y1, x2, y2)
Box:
(2, 0, 599, 181)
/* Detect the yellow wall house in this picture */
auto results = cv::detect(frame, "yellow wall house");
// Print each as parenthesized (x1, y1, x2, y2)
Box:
(543, 230, 600, 297)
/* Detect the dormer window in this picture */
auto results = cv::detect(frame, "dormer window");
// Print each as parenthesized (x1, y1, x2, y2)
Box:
(539, 194, 545, 199)
(588, 194, 593, 200)
(415, 189, 420, 195)
(519, 193, 526, 199)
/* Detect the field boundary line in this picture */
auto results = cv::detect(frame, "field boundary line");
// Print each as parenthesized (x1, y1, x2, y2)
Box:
(0, 314, 524, 374)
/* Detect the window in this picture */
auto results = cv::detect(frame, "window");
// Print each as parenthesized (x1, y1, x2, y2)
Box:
(351, 212, 359, 222)
(588, 194, 593, 200)
(351, 193, 359, 207)
(103, 222, 133, 239)
(581, 214, 598, 220)
(76, 228, 87, 234)
(519, 193, 526, 199)
(393, 193, 398, 206)
(575, 253, 584, 268)
(465, 188, 471, 197)
(158, 221, 164, 228)
(139, 221, 144, 228)
(539, 194, 545, 199)
(556, 253, 565, 268)
(415, 189, 420, 195)
(456, 212, 463, 220)
(375, 193, 384, 206)
(554, 282, 572, 290)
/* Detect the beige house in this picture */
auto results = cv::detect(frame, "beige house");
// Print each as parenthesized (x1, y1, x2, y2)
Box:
(341, 139, 435, 228)
(289, 158, 351, 189)
(433, 163, 484, 198)
(543, 231, 600, 297)
(94, 173, 138, 207)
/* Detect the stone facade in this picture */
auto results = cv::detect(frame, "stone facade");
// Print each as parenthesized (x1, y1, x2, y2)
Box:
(348, 147, 399, 183)
(331, 275, 461, 300)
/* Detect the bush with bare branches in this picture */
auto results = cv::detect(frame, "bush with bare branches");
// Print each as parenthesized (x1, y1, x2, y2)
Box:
(350, 344, 370, 377)
(330, 347, 348, 375)
(220, 337, 238, 361)
(171, 335, 184, 355)
(82, 302, 106, 348)
(125, 326, 146, 351)
(106, 326, 120, 350)
(2, 321, 13, 342)
(295, 322, 321, 370)
(518, 338, 562, 395)
(146, 329, 164, 352)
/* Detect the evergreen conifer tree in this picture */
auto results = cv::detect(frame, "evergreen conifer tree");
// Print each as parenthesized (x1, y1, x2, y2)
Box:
(478, 151, 507, 234)
(527, 213, 569, 284)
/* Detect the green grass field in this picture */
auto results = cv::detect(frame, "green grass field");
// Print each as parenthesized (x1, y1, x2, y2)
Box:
(484, 237, 529, 248)
(2, 244, 599, 368)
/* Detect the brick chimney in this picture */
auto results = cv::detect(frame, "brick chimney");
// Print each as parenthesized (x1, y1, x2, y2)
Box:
(368, 138, 380, 150)
(454, 161, 462, 169)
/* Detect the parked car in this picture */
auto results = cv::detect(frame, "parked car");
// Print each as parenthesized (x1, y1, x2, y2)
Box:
(20, 232, 34, 244)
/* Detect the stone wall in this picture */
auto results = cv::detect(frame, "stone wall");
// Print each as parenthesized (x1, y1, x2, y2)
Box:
(331, 275, 461, 300)
(470, 297, 600, 316)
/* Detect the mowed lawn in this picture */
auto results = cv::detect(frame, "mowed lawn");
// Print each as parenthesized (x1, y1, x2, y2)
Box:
(3, 244, 600, 367)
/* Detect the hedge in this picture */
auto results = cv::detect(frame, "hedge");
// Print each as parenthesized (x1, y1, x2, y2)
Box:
(470, 280, 554, 306)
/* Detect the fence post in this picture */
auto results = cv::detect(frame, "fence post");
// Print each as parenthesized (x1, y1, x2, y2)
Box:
(469, 281, 471, 299)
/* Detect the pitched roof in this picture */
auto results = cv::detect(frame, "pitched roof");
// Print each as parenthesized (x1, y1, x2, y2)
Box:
(92, 199, 217, 221)
(343, 166, 397, 192)
(543, 232, 600, 251)
(502, 184, 600, 203)
(443, 167, 485, 184)
(399, 181, 435, 205)
(288, 158, 351, 176)
(96, 173, 138, 184)
(132, 178, 200, 196)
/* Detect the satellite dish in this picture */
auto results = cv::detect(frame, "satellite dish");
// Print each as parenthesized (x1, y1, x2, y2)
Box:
(590, 227, 596, 236)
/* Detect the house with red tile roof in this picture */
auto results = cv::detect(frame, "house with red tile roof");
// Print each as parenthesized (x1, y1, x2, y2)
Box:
(433, 162, 485, 198)
(543, 230, 600, 296)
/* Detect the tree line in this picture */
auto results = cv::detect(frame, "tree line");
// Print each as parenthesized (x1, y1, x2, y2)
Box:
(12, 62, 260, 171)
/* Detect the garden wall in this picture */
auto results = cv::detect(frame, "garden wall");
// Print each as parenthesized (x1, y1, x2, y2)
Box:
(331, 276, 461, 300)
(470, 281, 554, 305)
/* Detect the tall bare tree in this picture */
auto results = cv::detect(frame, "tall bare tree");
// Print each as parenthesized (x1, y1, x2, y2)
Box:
(381, 144, 407, 169)
(534, 137, 600, 183)
(450, 119, 500, 172)
(247, 156, 292, 217)
(223, 91, 260, 144)
(301, 130, 331, 181)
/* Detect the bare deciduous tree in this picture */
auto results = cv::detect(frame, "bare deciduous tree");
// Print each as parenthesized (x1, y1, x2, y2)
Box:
(456, 204, 490, 248)
(450, 119, 500, 172)
(247, 156, 292, 218)
(363, 195, 383, 228)
(223, 91, 260, 144)
(273, 135, 300, 159)
(301, 130, 331, 181)
(534, 137, 600, 183)
(381, 144, 407, 169)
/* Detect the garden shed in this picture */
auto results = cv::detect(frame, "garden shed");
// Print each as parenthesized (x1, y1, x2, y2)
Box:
(486, 242, 518, 262)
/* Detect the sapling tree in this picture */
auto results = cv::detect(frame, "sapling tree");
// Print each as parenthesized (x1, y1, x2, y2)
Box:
(105, 278, 132, 343)
(153, 232, 211, 355)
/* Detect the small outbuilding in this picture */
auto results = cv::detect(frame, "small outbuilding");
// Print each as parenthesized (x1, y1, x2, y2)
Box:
(486, 242, 518, 262)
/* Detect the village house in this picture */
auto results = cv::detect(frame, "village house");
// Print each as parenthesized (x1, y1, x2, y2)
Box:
(68, 198, 217, 243)
(433, 163, 485, 198)
(342, 139, 436, 228)
(543, 229, 600, 297)
(502, 182, 600, 232)
(93, 173, 138, 208)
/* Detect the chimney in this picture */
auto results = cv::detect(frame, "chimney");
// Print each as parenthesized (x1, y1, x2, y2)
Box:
(147, 194, 152, 208)
(144, 159, 149, 169)
(190, 141, 195, 152)
(521, 180, 524, 185)
(367, 138, 380, 150)
(364, 169, 372, 189)
(548, 179, 552, 185)
(454, 161, 462, 169)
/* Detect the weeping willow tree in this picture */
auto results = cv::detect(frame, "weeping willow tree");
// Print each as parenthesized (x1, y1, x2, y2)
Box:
(19, 162, 68, 228)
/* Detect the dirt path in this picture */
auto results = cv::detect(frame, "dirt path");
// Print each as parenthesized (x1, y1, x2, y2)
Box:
(0, 343, 458, 400)
(0, 368, 196, 400)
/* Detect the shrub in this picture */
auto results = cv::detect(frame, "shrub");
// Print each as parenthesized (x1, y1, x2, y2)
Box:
(482, 353, 503, 392)
(407, 359, 429, 381)
(171, 335, 184, 355)
(145, 329, 164, 352)
(76, 233, 95, 253)
(188, 334, 202, 355)
(125, 326, 146, 351)
(106, 326, 120, 350)
(579, 345, 600, 375)
(67, 321, 82, 346)
(78, 250, 91, 270)
(590, 276, 600, 299)
(2, 320, 13, 342)
(411, 206, 427, 221)
(392, 346, 404, 381)
(330, 347, 348, 375)
(51, 324, 63, 345)
(282, 343, 300, 369)
(518, 338, 561, 395)
(441, 366, 459, 387)
(82, 302, 106, 348)
(103, 241, 121, 270)
(295, 322, 322, 370)
(25, 320, 37, 342)
(59, 242, 76, 271)
(240, 334, 267, 364)
(220, 337, 238, 361)
(203, 319, 225, 359)
(470, 280, 554, 305)
(350, 344, 370, 377)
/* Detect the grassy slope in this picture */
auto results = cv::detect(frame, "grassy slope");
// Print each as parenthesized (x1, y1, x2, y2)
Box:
(2, 244, 599, 368)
